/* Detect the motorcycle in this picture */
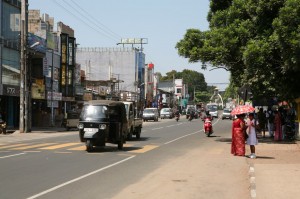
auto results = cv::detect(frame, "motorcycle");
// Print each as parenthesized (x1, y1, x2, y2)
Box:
(203, 117, 213, 137)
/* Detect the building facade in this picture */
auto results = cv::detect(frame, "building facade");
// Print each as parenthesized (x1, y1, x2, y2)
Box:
(0, 0, 22, 128)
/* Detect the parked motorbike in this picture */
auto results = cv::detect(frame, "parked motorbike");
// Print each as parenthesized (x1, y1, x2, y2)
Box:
(0, 119, 7, 134)
(203, 117, 213, 137)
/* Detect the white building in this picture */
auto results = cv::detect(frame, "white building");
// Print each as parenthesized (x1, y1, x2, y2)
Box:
(76, 47, 145, 101)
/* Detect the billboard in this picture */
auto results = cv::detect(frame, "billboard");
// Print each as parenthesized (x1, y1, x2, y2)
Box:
(28, 33, 46, 53)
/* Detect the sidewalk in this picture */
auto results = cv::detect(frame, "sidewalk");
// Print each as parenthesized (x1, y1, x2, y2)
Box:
(246, 134, 300, 199)
(0, 127, 74, 144)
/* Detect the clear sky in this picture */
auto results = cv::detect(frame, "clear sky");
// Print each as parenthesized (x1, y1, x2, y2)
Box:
(29, 0, 230, 91)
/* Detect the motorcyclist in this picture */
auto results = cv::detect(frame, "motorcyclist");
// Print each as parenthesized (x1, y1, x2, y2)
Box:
(175, 110, 180, 121)
(203, 111, 213, 121)
(203, 111, 213, 136)
(189, 110, 195, 121)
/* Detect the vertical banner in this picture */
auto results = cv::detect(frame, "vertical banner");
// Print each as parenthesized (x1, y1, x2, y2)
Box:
(43, 57, 48, 76)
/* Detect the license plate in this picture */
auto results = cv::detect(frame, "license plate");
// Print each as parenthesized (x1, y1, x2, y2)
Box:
(84, 128, 98, 132)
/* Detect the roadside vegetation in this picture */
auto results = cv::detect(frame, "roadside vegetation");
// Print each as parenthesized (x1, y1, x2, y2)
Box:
(176, 0, 300, 101)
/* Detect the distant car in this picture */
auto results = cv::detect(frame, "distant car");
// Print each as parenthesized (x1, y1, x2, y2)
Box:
(160, 108, 174, 119)
(143, 108, 159, 122)
(222, 108, 232, 120)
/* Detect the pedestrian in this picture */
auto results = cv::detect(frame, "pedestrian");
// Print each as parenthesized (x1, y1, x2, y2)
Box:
(266, 107, 275, 137)
(274, 110, 282, 141)
(279, 108, 287, 140)
(246, 113, 258, 159)
(231, 114, 247, 156)
(257, 108, 266, 138)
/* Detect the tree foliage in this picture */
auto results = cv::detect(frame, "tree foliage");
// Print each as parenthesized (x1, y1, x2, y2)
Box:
(176, 0, 300, 100)
(160, 69, 208, 99)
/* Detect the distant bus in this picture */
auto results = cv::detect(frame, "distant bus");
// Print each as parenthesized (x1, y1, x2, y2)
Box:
(206, 103, 219, 118)
(206, 103, 218, 111)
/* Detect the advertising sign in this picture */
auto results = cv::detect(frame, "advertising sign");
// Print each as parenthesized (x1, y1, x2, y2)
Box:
(28, 33, 46, 53)
(47, 91, 62, 101)
(31, 83, 45, 99)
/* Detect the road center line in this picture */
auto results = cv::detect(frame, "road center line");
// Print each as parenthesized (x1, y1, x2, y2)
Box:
(164, 119, 220, 145)
(164, 130, 202, 145)
(0, 153, 26, 159)
(26, 155, 136, 199)
(166, 125, 175, 128)
(152, 127, 163, 130)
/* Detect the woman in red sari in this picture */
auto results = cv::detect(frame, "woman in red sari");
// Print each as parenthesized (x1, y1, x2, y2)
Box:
(231, 114, 247, 156)
(274, 110, 282, 141)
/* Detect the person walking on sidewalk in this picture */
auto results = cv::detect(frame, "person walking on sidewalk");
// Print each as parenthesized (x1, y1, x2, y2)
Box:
(246, 113, 258, 159)
(274, 110, 283, 141)
(257, 108, 266, 138)
(231, 114, 247, 156)
(266, 107, 274, 137)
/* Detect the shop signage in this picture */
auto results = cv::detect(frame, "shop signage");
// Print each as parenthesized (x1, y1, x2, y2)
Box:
(47, 91, 62, 101)
(3, 85, 20, 96)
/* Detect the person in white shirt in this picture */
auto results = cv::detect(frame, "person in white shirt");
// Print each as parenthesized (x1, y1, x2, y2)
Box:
(246, 113, 259, 159)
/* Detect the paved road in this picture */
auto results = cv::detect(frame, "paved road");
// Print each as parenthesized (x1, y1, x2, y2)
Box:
(2, 117, 300, 199)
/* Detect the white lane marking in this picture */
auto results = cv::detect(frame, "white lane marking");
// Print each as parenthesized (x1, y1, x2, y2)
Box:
(164, 130, 203, 145)
(26, 155, 136, 199)
(164, 118, 220, 145)
(152, 127, 163, 130)
(166, 125, 175, 128)
(212, 118, 220, 126)
(0, 153, 26, 159)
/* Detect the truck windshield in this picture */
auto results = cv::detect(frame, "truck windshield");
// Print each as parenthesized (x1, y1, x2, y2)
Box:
(80, 105, 108, 120)
(144, 109, 155, 113)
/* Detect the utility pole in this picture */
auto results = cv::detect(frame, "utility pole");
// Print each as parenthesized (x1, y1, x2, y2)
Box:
(20, 0, 27, 133)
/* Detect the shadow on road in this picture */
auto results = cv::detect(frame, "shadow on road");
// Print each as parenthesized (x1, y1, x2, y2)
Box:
(86, 145, 143, 153)
(215, 138, 232, 143)
(127, 137, 150, 142)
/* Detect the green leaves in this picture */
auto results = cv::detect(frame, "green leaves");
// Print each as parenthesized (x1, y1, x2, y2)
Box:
(176, 0, 300, 100)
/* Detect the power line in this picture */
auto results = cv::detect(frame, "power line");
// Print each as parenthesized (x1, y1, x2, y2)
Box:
(52, 0, 118, 42)
(69, 0, 122, 39)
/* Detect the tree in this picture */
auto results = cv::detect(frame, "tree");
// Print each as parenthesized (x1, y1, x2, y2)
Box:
(223, 76, 238, 101)
(176, 0, 300, 100)
(161, 70, 177, 81)
(195, 91, 211, 103)
(160, 69, 208, 99)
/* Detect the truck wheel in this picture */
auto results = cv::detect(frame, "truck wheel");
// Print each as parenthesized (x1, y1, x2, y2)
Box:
(86, 140, 93, 152)
(127, 129, 133, 140)
(136, 128, 141, 139)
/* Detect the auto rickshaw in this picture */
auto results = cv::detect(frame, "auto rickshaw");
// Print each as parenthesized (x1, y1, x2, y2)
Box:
(78, 100, 128, 152)
(65, 111, 80, 131)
